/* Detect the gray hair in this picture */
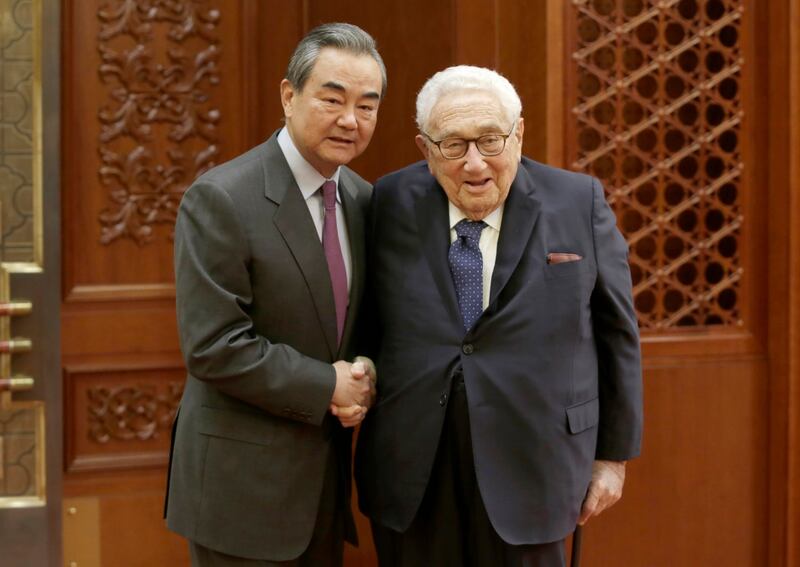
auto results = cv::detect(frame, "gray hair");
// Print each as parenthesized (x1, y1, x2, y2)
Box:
(415, 65, 521, 132)
(286, 23, 387, 98)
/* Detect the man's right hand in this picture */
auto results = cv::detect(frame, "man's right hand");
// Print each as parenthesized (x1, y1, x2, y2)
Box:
(330, 360, 374, 428)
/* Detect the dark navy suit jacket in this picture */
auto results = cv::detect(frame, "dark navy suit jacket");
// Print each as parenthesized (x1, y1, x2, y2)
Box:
(355, 157, 643, 545)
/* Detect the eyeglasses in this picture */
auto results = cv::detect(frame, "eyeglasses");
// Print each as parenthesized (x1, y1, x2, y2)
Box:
(423, 123, 517, 160)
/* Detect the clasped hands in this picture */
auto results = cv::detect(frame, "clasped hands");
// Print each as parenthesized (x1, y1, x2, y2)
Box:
(329, 356, 376, 428)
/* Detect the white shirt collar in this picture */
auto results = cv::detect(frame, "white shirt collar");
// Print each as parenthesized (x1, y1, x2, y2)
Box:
(448, 201, 504, 232)
(278, 127, 341, 202)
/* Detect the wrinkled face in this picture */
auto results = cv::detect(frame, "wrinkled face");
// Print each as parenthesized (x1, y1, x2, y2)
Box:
(281, 48, 383, 177)
(416, 90, 524, 220)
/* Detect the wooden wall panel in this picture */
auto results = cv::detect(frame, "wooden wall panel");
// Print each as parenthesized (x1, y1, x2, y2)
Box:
(241, 0, 303, 147)
(63, 492, 187, 567)
(496, 0, 549, 162)
(584, 357, 768, 565)
(63, 472, 190, 567)
(62, 0, 246, 295)
(64, 362, 184, 473)
(62, 305, 179, 356)
(306, 0, 455, 183)
(57, 1, 798, 566)
(763, 1, 800, 565)
(60, 1, 253, 565)
(98, 488, 189, 566)
(789, 0, 800, 560)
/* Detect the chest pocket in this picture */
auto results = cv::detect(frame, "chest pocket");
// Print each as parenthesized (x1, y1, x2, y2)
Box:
(543, 258, 588, 280)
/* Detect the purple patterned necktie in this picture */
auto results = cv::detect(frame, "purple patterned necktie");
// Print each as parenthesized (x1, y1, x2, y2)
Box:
(321, 180, 348, 345)
(449, 219, 487, 330)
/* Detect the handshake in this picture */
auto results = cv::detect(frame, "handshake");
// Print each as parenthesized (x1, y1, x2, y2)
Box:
(329, 356, 377, 428)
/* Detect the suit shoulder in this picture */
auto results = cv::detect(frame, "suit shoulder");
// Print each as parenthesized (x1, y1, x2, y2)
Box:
(520, 157, 599, 204)
(192, 143, 267, 193)
(521, 157, 594, 188)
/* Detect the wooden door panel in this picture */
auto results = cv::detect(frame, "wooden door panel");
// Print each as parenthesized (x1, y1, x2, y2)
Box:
(62, 0, 246, 295)
(61, 1, 249, 565)
(583, 358, 768, 565)
(64, 360, 184, 473)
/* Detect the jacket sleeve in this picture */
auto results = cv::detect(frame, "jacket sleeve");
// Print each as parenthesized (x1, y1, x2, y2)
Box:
(589, 177, 644, 460)
(173, 180, 336, 425)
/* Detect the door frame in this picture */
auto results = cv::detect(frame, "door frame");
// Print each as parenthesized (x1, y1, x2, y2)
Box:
(0, 0, 62, 565)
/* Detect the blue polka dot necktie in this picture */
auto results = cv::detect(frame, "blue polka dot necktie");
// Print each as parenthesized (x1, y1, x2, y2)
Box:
(449, 219, 487, 330)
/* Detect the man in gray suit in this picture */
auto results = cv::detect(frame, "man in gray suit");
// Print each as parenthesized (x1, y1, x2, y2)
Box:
(356, 66, 642, 566)
(165, 23, 386, 566)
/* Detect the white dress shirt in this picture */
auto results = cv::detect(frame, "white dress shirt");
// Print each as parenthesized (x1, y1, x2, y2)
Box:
(277, 128, 352, 290)
(449, 202, 504, 310)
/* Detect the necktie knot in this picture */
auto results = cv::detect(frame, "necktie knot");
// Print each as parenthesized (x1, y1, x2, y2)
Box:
(321, 180, 337, 211)
(454, 219, 487, 242)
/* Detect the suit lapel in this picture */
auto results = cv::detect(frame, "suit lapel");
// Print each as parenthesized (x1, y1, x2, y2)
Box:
(489, 167, 541, 307)
(415, 184, 462, 325)
(338, 172, 364, 356)
(264, 136, 339, 359)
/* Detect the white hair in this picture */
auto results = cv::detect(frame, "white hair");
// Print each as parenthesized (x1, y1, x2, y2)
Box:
(415, 65, 522, 133)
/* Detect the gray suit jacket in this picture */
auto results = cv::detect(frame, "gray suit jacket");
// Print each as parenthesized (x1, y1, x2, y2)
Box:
(165, 132, 370, 560)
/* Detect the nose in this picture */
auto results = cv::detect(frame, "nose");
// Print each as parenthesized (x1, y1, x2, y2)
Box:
(462, 141, 486, 171)
(337, 106, 358, 130)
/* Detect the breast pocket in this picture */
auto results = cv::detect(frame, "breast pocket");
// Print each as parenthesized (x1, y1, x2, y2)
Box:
(543, 258, 588, 280)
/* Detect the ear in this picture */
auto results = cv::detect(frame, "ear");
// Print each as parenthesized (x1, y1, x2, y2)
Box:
(280, 79, 295, 118)
(415, 134, 430, 160)
(514, 117, 524, 159)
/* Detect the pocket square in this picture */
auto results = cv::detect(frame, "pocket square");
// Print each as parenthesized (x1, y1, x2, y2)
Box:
(546, 252, 583, 264)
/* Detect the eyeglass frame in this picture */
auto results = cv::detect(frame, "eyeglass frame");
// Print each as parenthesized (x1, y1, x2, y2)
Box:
(422, 121, 518, 160)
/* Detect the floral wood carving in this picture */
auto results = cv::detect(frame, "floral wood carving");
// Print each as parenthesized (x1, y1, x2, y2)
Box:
(88, 382, 182, 443)
(97, 0, 221, 245)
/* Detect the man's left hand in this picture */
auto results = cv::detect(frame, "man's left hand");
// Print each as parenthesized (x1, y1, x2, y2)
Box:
(353, 355, 377, 406)
(577, 460, 626, 525)
(330, 356, 377, 428)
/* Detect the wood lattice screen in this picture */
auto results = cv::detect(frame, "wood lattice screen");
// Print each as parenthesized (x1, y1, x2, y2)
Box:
(567, 0, 744, 330)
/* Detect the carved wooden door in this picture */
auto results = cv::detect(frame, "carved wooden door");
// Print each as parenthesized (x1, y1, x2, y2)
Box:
(60, 1, 249, 564)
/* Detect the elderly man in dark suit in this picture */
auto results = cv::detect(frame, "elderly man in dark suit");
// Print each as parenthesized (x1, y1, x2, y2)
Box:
(165, 23, 385, 567)
(355, 65, 643, 567)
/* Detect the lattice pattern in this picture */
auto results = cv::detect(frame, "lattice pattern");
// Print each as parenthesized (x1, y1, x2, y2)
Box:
(97, 0, 221, 245)
(0, 0, 35, 263)
(569, 0, 744, 329)
(0, 407, 38, 498)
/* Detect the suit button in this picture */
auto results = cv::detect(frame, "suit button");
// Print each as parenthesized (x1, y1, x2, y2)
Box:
(439, 394, 448, 407)
(462, 343, 474, 355)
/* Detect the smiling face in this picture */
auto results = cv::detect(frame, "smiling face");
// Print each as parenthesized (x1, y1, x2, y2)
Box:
(415, 89, 524, 220)
(281, 47, 383, 178)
